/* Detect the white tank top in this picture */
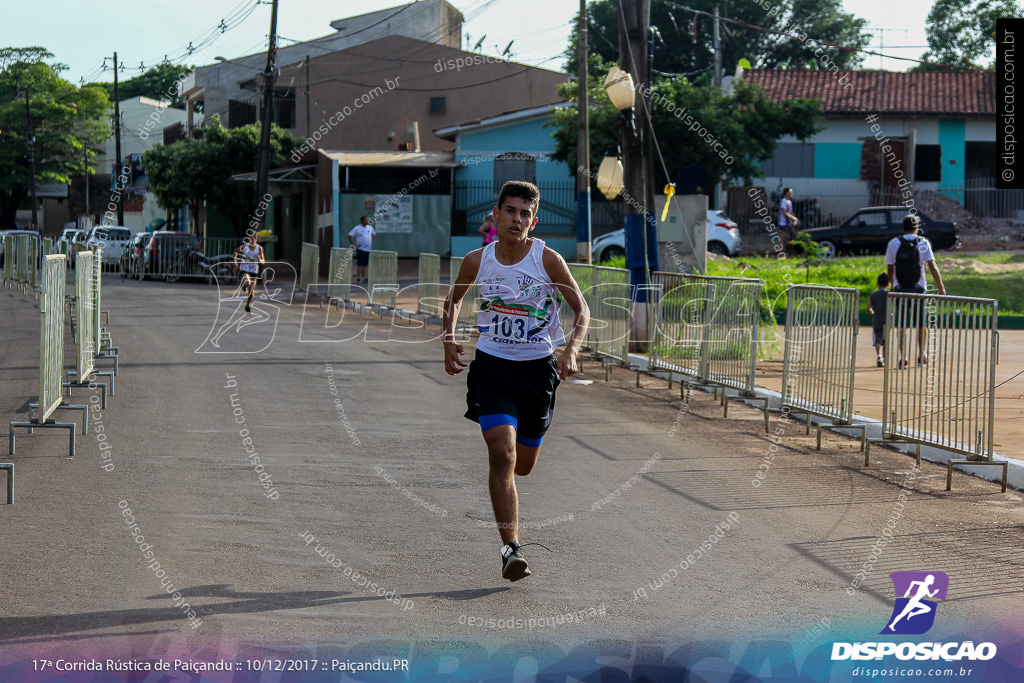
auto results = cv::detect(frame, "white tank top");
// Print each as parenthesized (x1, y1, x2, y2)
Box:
(239, 243, 260, 273)
(475, 239, 565, 360)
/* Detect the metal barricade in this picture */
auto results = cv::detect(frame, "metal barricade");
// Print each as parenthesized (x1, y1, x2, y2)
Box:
(327, 246, 353, 302)
(299, 242, 319, 296)
(76, 252, 97, 381)
(2, 233, 14, 285)
(649, 272, 709, 380)
(41, 237, 53, 258)
(10, 254, 81, 458)
(418, 253, 441, 316)
(874, 293, 1005, 490)
(589, 266, 631, 364)
(560, 264, 594, 348)
(449, 256, 479, 331)
(781, 285, 863, 449)
(367, 250, 398, 308)
(15, 234, 30, 286)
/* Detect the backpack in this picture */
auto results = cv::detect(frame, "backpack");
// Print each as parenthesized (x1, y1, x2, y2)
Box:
(894, 236, 922, 287)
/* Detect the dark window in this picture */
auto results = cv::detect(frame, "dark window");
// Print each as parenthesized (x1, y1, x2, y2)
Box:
(852, 211, 889, 227)
(430, 97, 446, 113)
(494, 153, 536, 189)
(762, 143, 815, 177)
(273, 91, 295, 129)
(915, 145, 942, 182)
(228, 99, 257, 128)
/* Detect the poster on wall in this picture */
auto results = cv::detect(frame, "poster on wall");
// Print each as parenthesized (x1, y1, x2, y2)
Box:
(373, 194, 413, 233)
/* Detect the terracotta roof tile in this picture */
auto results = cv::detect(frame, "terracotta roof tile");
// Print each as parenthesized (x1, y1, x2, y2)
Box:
(744, 70, 995, 117)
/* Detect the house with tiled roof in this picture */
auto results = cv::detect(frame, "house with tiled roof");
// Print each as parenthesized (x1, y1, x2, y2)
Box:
(741, 69, 1001, 225)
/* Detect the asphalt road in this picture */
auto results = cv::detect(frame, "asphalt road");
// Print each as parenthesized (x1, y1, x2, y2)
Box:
(1, 273, 1022, 678)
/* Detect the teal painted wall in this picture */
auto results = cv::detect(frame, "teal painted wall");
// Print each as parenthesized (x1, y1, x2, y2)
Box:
(455, 117, 571, 183)
(813, 143, 861, 179)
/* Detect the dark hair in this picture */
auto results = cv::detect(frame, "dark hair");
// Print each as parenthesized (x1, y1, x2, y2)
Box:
(877, 273, 889, 287)
(783, 187, 793, 195)
(360, 215, 370, 222)
(902, 214, 920, 232)
(497, 181, 540, 215)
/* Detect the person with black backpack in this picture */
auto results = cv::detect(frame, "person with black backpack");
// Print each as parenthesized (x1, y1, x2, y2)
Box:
(884, 214, 946, 368)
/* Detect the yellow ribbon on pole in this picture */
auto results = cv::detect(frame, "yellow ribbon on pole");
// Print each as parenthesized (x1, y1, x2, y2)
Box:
(660, 183, 676, 222)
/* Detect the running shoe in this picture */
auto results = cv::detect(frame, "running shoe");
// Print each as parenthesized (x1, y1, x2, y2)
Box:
(501, 543, 531, 581)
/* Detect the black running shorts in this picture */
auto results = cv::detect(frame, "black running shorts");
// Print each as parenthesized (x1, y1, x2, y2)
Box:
(464, 349, 560, 440)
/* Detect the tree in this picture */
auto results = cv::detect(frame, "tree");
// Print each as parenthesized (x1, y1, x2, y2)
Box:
(143, 116, 301, 235)
(914, 0, 1018, 70)
(549, 69, 823, 187)
(564, 0, 869, 80)
(87, 62, 195, 108)
(0, 47, 109, 228)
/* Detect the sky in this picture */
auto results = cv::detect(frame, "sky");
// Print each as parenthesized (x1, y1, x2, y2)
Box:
(0, 0, 960, 86)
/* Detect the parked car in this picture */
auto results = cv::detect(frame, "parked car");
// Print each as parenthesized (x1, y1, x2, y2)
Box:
(84, 225, 132, 266)
(591, 209, 742, 262)
(803, 207, 959, 258)
(0, 229, 42, 267)
(141, 231, 203, 280)
(57, 228, 84, 258)
(121, 231, 151, 279)
(69, 229, 92, 266)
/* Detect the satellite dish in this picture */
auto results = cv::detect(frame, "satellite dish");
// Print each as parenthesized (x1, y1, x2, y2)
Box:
(502, 41, 513, 57)
(473, 34, 486, 51)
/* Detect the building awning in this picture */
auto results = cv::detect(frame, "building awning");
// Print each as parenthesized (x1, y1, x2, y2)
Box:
(320, 150, 460, 168)
(230, 164, 317, 183)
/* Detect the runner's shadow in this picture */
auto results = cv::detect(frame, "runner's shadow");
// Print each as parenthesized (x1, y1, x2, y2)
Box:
(0, 584, 509, 644)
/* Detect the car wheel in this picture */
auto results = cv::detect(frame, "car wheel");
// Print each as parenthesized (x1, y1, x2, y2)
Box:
(817, 240, 837, 258)
(600, 245, 625, 262)
(707, 241, 729, 256)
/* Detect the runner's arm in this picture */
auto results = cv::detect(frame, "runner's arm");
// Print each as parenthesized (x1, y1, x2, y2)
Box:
(442, 250, 482, 375)
(543, 248, 590, 379)
(926, 260, 945, 295)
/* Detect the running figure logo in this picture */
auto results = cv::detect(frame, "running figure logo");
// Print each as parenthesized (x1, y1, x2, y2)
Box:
(881, 571, 949, 635)
(196, 261, 296, 354)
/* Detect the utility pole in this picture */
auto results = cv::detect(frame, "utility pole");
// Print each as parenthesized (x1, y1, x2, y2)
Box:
(254, 0, 280, 233)
(24, 87, 38, 232)
(304, 55, 311, 142)
(113, 52, 124, 226)
(713, 6, 722, 88)
(618, 0, 657, 306)
(84, 146, 90, 218)
(575, 0, 592, 263)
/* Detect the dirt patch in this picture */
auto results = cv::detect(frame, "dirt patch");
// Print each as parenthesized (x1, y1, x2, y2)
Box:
(938, 258, 1024, 274)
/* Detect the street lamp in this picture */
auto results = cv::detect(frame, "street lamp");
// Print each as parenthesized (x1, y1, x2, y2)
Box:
(603, 66, 635, 116)
(596, 148, 624, 200)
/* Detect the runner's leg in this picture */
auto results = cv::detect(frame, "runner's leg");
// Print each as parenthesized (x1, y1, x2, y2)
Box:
(483, 424, 519, 546)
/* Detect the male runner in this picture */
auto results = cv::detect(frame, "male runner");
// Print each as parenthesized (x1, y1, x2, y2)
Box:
(443, 181, 590, 582)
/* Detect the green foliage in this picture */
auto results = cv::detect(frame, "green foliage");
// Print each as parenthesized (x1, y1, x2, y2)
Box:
(0, 47, 109, 227)
(143, 115, 302, 234)
(86, 63, 195, 108)
(913, 0, 1018, 70)
(549, 71, 823, 186)
(563, 0, 869, 77)
(707, 255, 1024, 315)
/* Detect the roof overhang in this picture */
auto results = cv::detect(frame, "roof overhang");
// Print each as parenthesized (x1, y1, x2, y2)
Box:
(434, 102, 567, 140)
(320, 150, 460, 168)
(229, 164, 318, 184)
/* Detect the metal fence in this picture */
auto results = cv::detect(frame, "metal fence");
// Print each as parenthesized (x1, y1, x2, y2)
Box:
(38, 255, 67, 421)
(878, 292, 1004, 489)
(418, 253, 441, 316)
(648, 271, 710, 380)
(327, 246, 353, 301)
(119, 235, 239, 283)
(2, 234, 13, 284)
(367, 250, 398, 308)
(9, 253, 79, 458)
(589, 266, 631, 364)
(299, 242, 319, 295)
(76, 251, 97, 381)
(449, 257, 479, 331)
(782, 285, 862, 448)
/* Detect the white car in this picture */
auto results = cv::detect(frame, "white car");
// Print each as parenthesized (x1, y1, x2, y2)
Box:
(591, 209, 742, 262)
(84, 226, 132, 266)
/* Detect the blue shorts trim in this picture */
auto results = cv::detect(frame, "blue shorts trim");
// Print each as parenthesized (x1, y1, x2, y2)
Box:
(516, 435, 543, 448)
(479, 413, 517, 433)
